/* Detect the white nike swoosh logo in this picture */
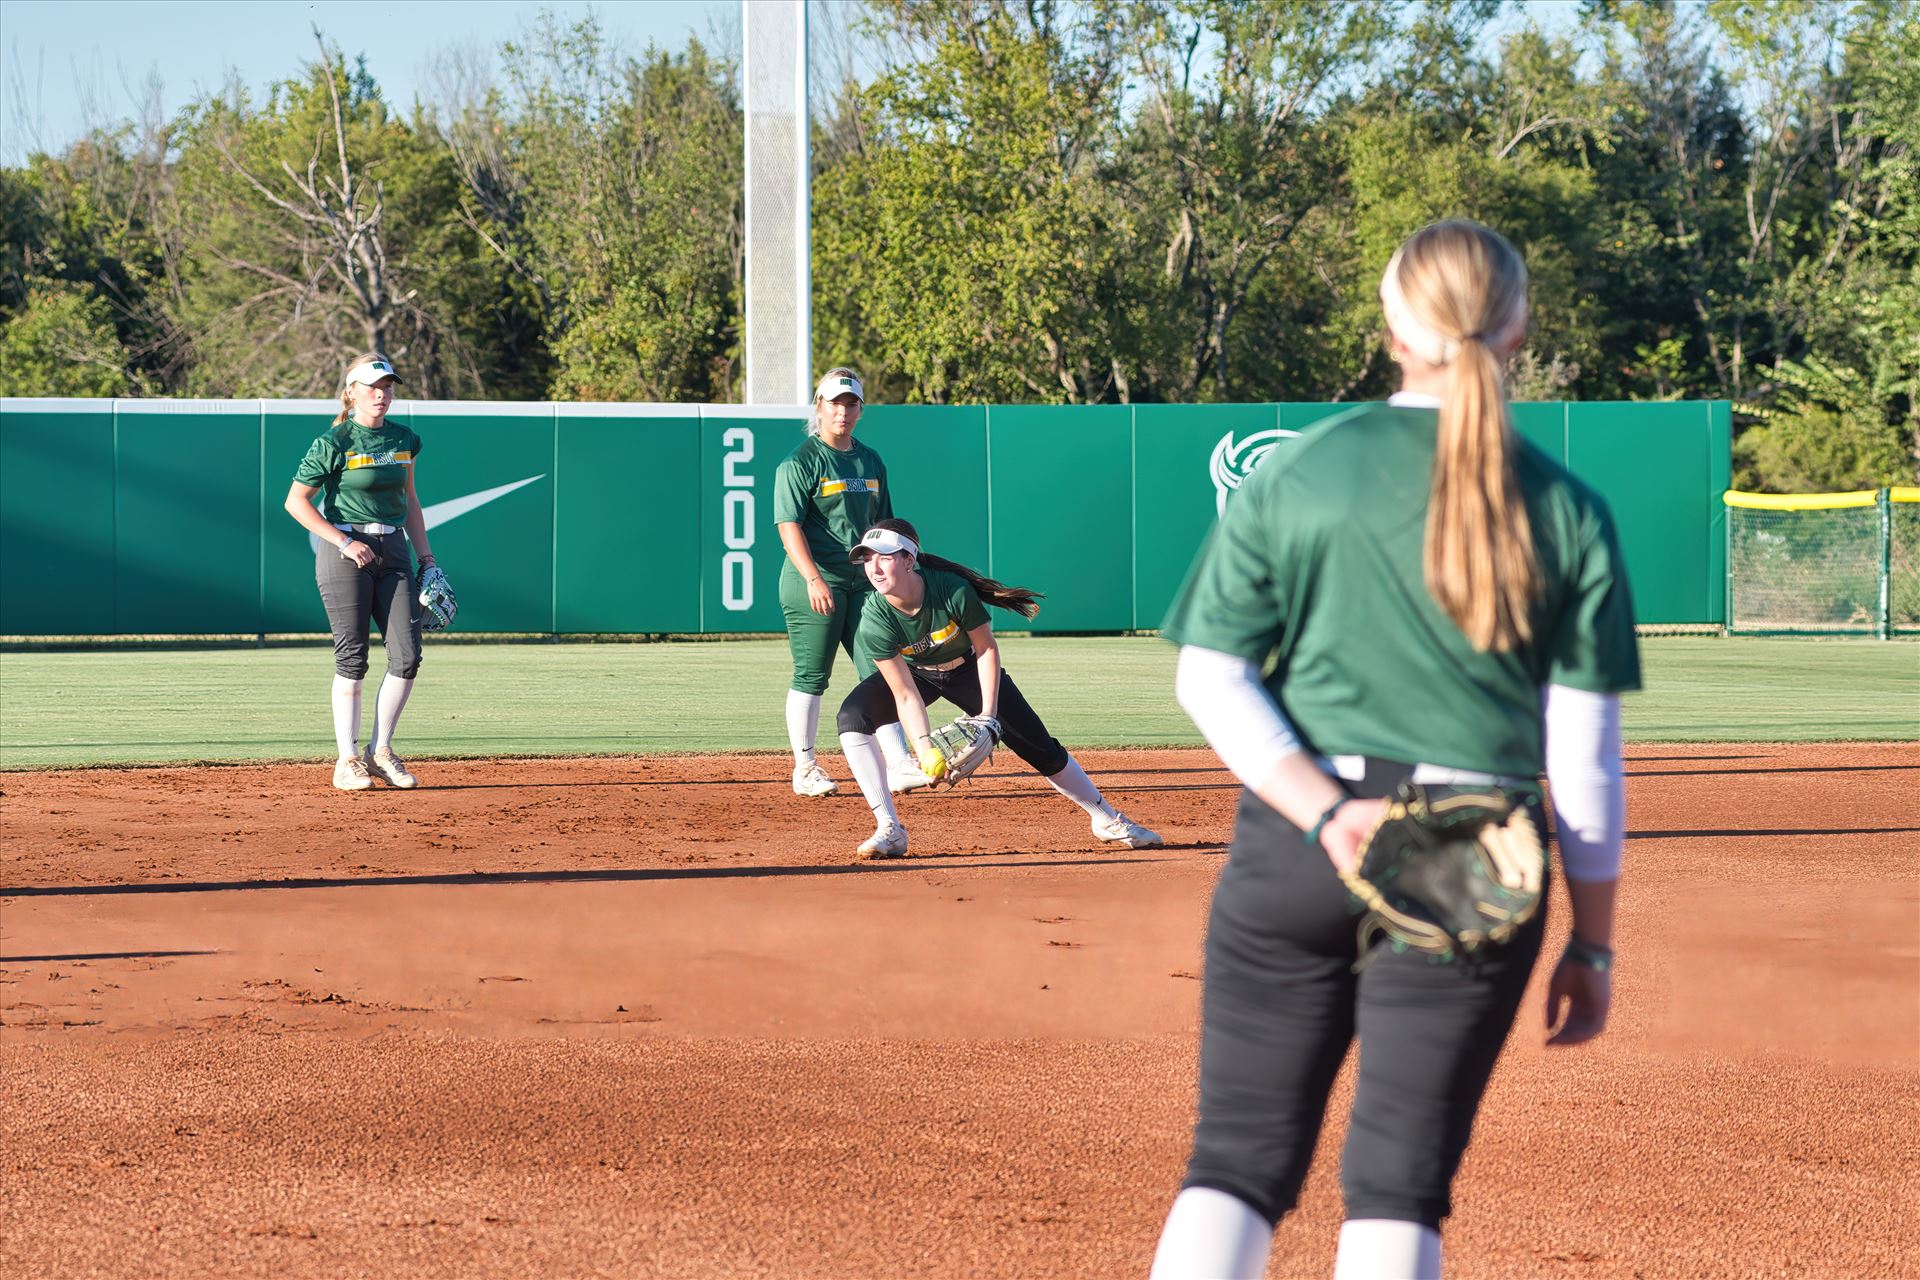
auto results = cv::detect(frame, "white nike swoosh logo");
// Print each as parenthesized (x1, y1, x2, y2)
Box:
(420, 475, 545, 529)
(306, 474, 545, 555)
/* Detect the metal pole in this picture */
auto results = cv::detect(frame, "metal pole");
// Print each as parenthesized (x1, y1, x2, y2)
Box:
(1878, 488, 1892, 641)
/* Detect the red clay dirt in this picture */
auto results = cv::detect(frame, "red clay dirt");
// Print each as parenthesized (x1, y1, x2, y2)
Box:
(2, 743, 1915, 1279)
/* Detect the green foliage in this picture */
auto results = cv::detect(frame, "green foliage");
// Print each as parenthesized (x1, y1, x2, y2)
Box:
(0, 284, 132, 396)
(0, 0, 1910, 495)
(1731, 403, 1914, 491)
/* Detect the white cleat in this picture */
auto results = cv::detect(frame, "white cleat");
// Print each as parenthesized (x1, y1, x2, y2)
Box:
(792, 761, 838, 798)
(857, 822, 909, 859)
(887, 756, 935, 794)
(1093, 812, 1163, 849)
(364, 745, 418, 789)
(332, 755, 373, 792)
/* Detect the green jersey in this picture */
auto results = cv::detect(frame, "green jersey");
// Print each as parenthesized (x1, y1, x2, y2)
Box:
(858, 567, 990, 668)
(292, 417, 422, 527)
(773, 435, 891, 588)
(1162, 404, 1640, 777)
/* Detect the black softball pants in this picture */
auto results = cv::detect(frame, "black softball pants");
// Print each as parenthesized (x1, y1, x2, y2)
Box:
(835, 652, 1071, 777)
(1181, 757, 1547, 1231)
(314, 529, 421, 680)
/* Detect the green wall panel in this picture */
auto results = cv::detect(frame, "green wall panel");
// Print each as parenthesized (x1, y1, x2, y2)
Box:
(856, 405, 990, 568)
(262, 400, 346, 633)
(405, 403, 556, 633)
(0, 401, 116, 634)
(1567, 402, 1715, 625)
(702, 408, 804, 634)
(114, 401, 261, 633)
(1133, 403, 1281, 629)
(555, 406, 700, 632)
(987, 404, 1133, 632)
(1510, 402, 1568, 461)
(0, 397, 1735, 635)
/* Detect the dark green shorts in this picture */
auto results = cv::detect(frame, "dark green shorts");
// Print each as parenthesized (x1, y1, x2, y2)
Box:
(780, 567, 878, 695)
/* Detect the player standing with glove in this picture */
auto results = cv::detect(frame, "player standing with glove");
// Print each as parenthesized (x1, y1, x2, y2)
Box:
(774, 369, 926, 798)
(833, 518, 1162, 860)
(1149, 221, 1641, 1280)
(282, 354, 440, 792)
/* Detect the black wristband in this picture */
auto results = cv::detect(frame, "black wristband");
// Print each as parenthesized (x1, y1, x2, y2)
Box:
(1303, 796, 1351, 848)
(1563, 936, 1615, 971)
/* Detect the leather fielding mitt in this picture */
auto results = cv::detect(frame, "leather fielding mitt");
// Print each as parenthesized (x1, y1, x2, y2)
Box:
(921, 715, 1000, 787)
(417, 563, 458, 631)
(1340, 780, 1545, 963)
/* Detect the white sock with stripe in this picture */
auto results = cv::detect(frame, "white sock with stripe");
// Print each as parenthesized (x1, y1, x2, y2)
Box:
(1045, 757, 1118, 820)
(331, 675, 362, 760)
(877, 721, 912, 768)
(838, 731, 900, 827)
(1333, 1219, 1442, 1280)
(371, 674, 413, 752)
(786, 689, 822, 766)
(1149, 1186, 1272, 1280)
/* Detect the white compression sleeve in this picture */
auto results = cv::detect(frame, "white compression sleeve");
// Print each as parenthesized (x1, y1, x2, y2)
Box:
(1149, 1187, 1272, 1280)
(786, 689, 822, 762)
(1543, 684, 1625, 881)
(1174, 646, 1301, 789)
(371, 674, 413, 752)
(1333, 1219, 1442, 1280)
(331, 675, 362, 759)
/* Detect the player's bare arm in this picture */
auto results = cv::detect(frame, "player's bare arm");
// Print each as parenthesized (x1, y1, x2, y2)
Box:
(875, 655, 933, 751)
(776, 521, 835, 615)
(403, 466, 434, 565)
(285, 480, 375, 569)
(966, 622, 1002, 721)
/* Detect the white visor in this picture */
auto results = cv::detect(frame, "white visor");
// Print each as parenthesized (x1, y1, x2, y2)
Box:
(345, 358, 401, 386)
(815, 372, 863, 403)
(848, 527, 919, 562)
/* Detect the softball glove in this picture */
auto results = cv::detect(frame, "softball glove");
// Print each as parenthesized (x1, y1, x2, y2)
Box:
(1341, 780, 1545, 962)
(922, 715, 1000, 787)
(418, 563, 458, 631)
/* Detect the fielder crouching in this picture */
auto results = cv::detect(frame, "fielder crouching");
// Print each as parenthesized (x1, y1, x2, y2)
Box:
(833, 518, 1162, 860)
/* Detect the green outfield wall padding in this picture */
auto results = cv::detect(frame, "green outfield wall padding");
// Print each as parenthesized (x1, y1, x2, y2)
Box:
(0, 397, 1731, 635)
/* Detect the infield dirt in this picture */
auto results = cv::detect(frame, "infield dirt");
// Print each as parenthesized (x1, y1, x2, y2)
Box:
(3, 743, 1915, 1278)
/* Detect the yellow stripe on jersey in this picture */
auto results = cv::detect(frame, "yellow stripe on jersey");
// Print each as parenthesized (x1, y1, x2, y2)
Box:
(819, 477, 880, 497)
(345, 450, 415, 470)
(901, 621, 959, 657)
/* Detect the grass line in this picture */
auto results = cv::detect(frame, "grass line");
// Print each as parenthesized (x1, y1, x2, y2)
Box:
(1, 636, 1913, 770)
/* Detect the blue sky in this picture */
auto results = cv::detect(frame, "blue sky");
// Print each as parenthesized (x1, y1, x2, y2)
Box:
(0, 0, 740, 164)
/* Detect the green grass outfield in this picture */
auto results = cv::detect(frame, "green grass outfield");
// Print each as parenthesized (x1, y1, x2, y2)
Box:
(0, 635, 1914, 769)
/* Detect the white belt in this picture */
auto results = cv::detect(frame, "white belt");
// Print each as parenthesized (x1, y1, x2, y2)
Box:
(918, 653, 970, 673)
(1317, 754, 1531, 789)
(336, 522, 398, 535)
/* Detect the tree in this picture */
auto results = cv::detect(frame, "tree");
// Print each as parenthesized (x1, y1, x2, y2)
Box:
(0, 284, 132, 395)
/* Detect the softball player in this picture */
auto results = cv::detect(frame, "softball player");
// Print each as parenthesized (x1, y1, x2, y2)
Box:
(1150, 221, 1640, 1280)
(774, 368, 924, 797)
(282, 354, 435, 791)
(833, 518, 1162, 859)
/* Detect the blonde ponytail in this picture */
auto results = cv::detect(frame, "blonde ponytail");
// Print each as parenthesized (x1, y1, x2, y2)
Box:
(1385, 221, 1540, 652)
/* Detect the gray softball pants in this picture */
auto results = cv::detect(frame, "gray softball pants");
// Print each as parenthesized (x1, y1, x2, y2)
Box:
(314, 529, 421, 680)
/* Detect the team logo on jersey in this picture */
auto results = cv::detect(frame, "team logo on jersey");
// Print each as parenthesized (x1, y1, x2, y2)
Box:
(1209, 428, 1301, 516)
(819, 477, 880, 497)
(345, 450, 414, 470)
(900, 620, 959, 657)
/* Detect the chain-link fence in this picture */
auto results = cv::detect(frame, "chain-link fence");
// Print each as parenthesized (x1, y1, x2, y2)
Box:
(1726, 488, 1920, 636)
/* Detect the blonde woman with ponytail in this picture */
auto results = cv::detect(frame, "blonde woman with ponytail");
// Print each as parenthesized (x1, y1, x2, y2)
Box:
(1152, 221, 1642, 1280)
(284, 354, 435, 791)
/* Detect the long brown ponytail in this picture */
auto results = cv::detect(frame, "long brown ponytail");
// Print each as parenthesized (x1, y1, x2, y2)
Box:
(1384, 221, 1540, 652)
(866, 518, 1043, 620)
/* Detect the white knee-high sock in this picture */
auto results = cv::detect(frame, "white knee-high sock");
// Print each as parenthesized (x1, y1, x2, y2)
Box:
(1149, 1186, 1272, 1280)
(331, 675, 363, 759)
(1046, 757, 1118, 820)
(876, 721, 912, 768)
(787, 690, 823, 764)
(371, 674, 414, 752)
(838, 731, 900, 827)
(1333, 1219, 1442, 1280)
